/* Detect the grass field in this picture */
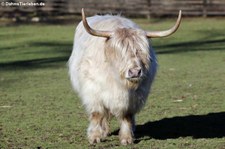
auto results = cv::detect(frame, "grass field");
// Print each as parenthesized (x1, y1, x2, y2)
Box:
(0, 17, 225, 149)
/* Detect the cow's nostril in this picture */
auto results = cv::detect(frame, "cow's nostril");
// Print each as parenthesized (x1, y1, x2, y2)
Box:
(128, 67, 142, 78)
(137, 69, 141, 76)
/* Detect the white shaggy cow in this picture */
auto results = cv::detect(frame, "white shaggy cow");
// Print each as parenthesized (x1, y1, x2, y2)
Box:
(69, 9, 181, 145)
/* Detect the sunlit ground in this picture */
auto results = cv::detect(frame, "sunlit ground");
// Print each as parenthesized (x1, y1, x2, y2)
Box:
(1, 17, 225, 148)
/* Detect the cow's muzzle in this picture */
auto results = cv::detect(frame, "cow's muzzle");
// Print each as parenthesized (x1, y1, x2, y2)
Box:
(125, 67, 143, 81)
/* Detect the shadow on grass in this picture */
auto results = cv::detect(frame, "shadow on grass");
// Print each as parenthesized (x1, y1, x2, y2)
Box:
(0, 57, 69, 70)
(0, 41, 72, 70)
(1, 32, 225, 70)
(155, 38, 225, 54)
(131, 112, 225, 143)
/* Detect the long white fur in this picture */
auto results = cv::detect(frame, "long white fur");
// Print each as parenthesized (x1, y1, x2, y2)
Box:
(68, 15, 157, 118)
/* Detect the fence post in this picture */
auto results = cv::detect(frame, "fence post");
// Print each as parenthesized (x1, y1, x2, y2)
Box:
(203, 0, 207, 17)
(147, 0, 151, 19)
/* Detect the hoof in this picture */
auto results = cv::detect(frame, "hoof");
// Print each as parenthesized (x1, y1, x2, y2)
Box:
(120, 136, 133, 145)
(89, 136, 101, 144)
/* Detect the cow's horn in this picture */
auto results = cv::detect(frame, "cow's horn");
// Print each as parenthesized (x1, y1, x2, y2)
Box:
(82, 8, 112, 38)
(146, 10, 182, 38)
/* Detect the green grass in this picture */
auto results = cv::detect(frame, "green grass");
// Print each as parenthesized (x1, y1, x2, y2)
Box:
(0, 18, 225, 149)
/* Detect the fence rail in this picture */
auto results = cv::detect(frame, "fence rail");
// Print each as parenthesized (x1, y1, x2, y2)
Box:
(0, 0, 225, 20)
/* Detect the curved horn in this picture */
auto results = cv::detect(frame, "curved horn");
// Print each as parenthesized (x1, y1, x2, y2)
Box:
(146, 10, 182, 38)
(81, 8, 112, 38)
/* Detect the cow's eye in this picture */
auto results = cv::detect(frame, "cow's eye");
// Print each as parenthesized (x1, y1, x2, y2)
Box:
(136, 49, 142, 56)
(135, 49, 139, 55)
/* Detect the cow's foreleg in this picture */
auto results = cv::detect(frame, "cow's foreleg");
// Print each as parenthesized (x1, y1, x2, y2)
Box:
(101, 111, 111, 137)
(87, 112, 105, 144)
(119, 114, 135, 145)
(87, 112, 103, 144)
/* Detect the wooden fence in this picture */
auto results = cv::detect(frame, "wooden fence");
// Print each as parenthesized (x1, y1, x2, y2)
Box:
(0, 0, 225, 20)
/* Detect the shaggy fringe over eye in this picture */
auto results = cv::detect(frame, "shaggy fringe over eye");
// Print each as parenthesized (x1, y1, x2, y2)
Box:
(111, 28, 150, 69)
(112, 28, 149, 53)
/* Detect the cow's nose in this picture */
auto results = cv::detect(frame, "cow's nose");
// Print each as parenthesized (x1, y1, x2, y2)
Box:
(128, 67, 142, 78)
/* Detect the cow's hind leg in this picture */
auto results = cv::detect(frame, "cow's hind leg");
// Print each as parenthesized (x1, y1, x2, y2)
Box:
(119, 114, 135, 145)
(87, 112, 107, 144)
